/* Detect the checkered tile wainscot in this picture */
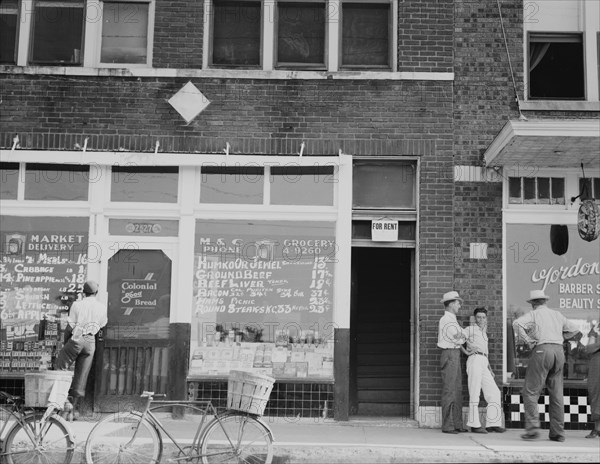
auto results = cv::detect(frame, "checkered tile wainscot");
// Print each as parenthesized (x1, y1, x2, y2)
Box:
(503, 386, 593, 431)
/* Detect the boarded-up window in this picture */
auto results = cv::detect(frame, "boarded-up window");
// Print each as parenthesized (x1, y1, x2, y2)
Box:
(30, 0, 85, 65)
(0, 0, 18, 64)
(101, 2, 149, 64)
(212, 0, 261, 66)
(277, 2, 325, 67)
(341, 3, 389, 68)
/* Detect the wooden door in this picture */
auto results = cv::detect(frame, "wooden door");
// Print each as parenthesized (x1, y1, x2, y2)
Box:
(94, 249, 172, 412)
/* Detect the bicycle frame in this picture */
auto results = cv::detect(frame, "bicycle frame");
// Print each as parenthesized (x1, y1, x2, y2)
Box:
(129, 398, 273, 462)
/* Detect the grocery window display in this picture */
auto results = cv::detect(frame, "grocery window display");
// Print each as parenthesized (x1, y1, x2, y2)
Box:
(0, 216, 89, 375)
(190, 220, 336, 380)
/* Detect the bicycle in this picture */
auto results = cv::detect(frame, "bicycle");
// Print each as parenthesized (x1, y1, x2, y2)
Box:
(0, 390, 75, 464)
(85, 391, 274, 464)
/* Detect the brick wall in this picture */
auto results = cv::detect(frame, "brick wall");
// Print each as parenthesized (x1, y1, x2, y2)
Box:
(0, 76, 452, 157)
(397, 0, 454, 73)
(153, 0, 204, 68)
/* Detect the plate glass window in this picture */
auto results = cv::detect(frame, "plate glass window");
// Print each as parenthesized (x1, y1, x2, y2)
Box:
(341, 2, 390, 68)
(200, 166, 264, 204)
(277, 1, 325, 67)
(528, 33, 584, 100)
(211, 0, 261, 66)
(111, 166, 179, 203)
(101, 1, 150, 64)
(270, 166, 334, 206)
(0, 162, 19, 200)
(25, 164, 90, 201)
(30, 0, 85, 65)
(0, 0, 18, 64)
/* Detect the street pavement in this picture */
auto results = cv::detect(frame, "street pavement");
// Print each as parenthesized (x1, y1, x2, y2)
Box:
(67, 413, 599, 463)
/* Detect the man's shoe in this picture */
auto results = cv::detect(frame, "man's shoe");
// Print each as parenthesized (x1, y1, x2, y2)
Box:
(585, 429, 598, 439)
(456, 428, 469, 433)
(521, 431, 540, 441)
(442, 430, 459, 434)
(549, 435, 565, 442)
(486, 427, 506, 433)
(470, 427, 488, 434)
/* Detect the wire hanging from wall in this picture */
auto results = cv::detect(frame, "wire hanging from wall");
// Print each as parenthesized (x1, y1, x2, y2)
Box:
(496, 0, 527, 121)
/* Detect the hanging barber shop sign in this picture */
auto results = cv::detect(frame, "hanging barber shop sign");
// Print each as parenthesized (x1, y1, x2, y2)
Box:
(578, 199, 600, 242)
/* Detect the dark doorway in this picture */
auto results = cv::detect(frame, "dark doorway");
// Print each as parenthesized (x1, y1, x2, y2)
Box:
(350, 247, 412, 416)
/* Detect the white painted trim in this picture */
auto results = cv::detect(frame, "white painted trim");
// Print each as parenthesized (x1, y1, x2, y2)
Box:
(16, 0, 32, 67)
(583, 0, 600, 101)
(454, 165, 503, 183)
(263, 0, 275, 71)
(334, 154, 352, 330)
(519, 101, 600, 111)
(503, 209, 579, 225)
(0, 66, 454, 81)
(202, 0, 210, 69)
(0, 150, 342, 166)
(327, 0, 340, 72)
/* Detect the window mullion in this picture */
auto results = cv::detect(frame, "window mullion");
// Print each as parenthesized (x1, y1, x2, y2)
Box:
(17, 0, 33, 66)
(263, 0, 275, 70)
(328, 0, 339, 72)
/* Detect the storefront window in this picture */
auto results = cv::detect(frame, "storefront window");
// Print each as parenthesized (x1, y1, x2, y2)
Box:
(25, 163, 90, 201)
(111, 166, 178, 203)
(0, 162, 19, 200)
(506, 224, 599, 381)
(270, 166, 335, 206)
(200, 166, 264, 204)
(190, 220, 336, 380)
(508, 176, 565, 205)
(0, 216, 89, 374)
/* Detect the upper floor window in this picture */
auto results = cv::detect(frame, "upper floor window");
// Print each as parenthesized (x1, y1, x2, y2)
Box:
(0, 0, 18, 64)
(31, 0, 85, 65)
(341, 2, 390, 69)
(101, 1, 151, 64)
(352, 160, 416, 209)
(207, 0, 396, 71)
(528, 33, 584, 100)
(277, 1, 326, 68)
(211, 0, 261, 67)
(3, 0, 154, 67)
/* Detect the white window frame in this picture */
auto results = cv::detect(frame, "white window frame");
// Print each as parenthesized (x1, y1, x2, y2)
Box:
(523, 0, 600, 103)
(13, 0, 155, 67)
(85, 0, 155, 68)
(203, 0, 397, 72)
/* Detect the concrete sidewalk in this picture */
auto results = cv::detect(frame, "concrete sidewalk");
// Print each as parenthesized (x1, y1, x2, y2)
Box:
(68, 414, 600, 463)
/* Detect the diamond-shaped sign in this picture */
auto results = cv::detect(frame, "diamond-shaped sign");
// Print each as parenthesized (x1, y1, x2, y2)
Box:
(168, 81, 210, 123)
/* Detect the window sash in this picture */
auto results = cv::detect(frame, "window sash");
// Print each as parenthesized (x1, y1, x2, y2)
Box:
(100, 1, 150, 64)
(276, 2, 326, 68)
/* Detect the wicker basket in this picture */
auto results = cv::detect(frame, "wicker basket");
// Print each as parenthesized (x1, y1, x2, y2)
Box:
(24, 371, 73, 409)
(227, 370, 275, 416)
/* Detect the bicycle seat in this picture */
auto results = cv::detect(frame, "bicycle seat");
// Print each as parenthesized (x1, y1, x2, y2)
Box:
(0, 391, 22, 404)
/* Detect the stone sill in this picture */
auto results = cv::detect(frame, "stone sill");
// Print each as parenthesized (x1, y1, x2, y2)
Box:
(520, 100, 600, 112)
(0, 65, 454, 81)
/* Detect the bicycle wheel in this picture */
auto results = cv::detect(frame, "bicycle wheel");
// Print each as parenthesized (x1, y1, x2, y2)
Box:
(3, 413, 74, 464)
(200, 413, 273, 464)
(85, 411, 162, 464)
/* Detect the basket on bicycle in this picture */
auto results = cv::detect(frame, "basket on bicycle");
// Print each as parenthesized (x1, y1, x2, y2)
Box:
(227, 370, 275, 416)
(24, 370, 73, 409)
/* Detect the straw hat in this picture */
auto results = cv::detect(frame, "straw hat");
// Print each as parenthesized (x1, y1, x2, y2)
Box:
(526, 289, 550, 303)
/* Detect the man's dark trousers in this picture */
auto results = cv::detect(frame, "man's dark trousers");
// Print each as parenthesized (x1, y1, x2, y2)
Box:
(441, 348, 464, 432)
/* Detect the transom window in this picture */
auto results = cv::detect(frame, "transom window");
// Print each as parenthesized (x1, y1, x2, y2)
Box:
(578, 177, 600, 202)
(508, 176, 565, 205)
(528, 33, 584, 100)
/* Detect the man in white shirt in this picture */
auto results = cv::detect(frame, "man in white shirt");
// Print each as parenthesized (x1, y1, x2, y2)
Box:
(437, 291, 468, 434)
(55, 280, 108, 418)
(462, 307, 504, 433)
(513, 289, 581, 442)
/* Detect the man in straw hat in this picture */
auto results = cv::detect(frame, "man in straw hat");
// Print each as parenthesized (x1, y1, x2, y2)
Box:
(55, 280, 107, 419)
(513, 289, 581, 442)
(437, 291, 468, 434)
